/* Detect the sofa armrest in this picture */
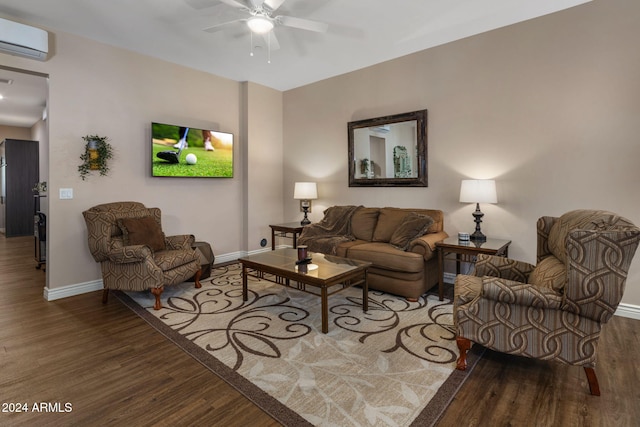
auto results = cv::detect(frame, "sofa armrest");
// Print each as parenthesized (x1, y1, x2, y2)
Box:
(482, 276, 563, 310)
(409, 231, 449, 261)
(474, 254, 535, 282)
(107, 245, 153, 263)
(166, 234, 195, 250)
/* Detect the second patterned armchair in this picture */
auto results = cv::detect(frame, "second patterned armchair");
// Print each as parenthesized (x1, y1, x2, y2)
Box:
(454, 210, 640, 395)
(83, 201, 202, 310)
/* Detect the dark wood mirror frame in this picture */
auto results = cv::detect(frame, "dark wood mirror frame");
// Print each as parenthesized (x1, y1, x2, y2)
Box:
(348, 109, 428, 187)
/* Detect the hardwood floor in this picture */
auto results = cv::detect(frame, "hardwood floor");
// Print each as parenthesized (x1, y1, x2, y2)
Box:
(1, 233, 638, 426)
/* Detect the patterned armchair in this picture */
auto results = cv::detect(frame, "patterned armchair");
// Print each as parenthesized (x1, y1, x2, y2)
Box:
(454, 210, 640, 395)
(83, 201, 202, 310)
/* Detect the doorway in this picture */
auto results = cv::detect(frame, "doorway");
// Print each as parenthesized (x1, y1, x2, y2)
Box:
(0, 65, 49, 271)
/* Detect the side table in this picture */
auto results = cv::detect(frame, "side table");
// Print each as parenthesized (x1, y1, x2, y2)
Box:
(190, 241, 215, 281)
(269, 222, 306, 250)
(435, 237, 511, 301)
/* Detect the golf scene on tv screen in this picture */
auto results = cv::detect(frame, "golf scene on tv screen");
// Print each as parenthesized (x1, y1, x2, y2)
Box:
(151, 122, 233, 178)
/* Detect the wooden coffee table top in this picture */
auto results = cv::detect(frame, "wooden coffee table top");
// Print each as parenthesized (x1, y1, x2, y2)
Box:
(239, 248, 371, 287)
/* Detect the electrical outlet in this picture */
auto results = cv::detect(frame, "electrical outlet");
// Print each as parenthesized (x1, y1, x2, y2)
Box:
(59, 188, 73, 199)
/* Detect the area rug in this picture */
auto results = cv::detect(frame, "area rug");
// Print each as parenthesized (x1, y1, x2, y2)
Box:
(115, 263, 482, 426)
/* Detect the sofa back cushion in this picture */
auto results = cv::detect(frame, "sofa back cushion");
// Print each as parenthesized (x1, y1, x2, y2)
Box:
(372, 207, 444, 243)
(351, 207, 380, 241)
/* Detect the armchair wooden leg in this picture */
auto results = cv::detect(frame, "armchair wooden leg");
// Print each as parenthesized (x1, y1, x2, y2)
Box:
(151, 287, 164, 310)
(194, 267, 202, 289)
(584, 367, 601, 396)
(102, 289, 109, 304)
(456, 336, 471, 371)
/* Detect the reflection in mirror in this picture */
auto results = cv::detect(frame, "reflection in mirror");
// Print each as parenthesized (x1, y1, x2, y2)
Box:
(348, 110, 427, 187)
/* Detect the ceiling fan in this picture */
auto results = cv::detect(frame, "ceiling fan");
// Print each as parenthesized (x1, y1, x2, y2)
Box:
(202, 0, 328, 52)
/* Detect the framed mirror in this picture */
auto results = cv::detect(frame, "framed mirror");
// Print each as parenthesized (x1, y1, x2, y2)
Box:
(348, 109, 427, 187)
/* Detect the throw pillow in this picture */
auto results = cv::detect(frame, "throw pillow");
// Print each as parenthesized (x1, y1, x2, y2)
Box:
(389, 213, 435, 250)
(117, 216, 166, 252)
(372, 209, 410, 242)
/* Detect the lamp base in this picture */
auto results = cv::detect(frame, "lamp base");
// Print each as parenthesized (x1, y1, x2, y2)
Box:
(469, 231, 486, 243)
(470, 203, 486, 243)
(300, 206, 311, 225)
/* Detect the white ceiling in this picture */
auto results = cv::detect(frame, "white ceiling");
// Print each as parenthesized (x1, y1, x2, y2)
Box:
(0, 0, 590, 127)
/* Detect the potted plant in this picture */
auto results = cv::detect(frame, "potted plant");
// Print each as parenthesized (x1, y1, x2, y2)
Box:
(78, 135, 113, 180)
(32, 181, 47, 195)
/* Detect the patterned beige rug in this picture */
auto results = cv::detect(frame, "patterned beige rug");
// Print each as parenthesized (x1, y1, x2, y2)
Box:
(116, 263, 481, 426)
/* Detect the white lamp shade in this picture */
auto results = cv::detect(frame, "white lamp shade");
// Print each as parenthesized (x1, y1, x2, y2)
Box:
(247, 16, 274, 34)
(459, 179, 497, 204)
(294, 182, 318, 200)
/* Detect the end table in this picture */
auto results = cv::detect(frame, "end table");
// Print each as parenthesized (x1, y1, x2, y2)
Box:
(435, 237, 511, 301)
(269, 222, 306, 250)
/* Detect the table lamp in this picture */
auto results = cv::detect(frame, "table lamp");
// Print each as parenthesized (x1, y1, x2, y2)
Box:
(459, 179, 497, 242)
(294, 182, 318, 225)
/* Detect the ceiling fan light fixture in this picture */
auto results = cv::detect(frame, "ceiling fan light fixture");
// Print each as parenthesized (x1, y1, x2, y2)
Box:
(247, 16, 274, 34)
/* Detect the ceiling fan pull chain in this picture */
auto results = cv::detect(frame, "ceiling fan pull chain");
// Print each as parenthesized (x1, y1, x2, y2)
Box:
(250, 31, 254, 57)
(268, 31, 271, 64)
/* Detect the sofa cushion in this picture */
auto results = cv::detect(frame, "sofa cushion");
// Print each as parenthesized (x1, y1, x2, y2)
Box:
(117, 216, 166, 252)
(347, 242, 424, 273)
(528, 256, 566, 292)
(372, 208, 410, 243)
(389, 213, 434, 250)
(350, 207, 380, 241)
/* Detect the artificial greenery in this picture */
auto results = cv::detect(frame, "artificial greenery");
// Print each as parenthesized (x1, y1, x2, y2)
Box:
(78, 134, 113, 180)
(32, 181, 47, 194)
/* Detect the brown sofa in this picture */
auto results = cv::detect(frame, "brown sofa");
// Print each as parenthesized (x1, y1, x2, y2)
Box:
(298, 206, 448, 300)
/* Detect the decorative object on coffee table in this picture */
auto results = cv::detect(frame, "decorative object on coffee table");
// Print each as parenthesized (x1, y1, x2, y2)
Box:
(293, 181, 317, 225)
(459, 179, 497, 242)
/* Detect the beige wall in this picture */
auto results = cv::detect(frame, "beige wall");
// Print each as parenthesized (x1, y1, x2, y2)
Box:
(0, 28, 283, 291)
(283, 0, 640, 306)
(243, 82, 284, 251)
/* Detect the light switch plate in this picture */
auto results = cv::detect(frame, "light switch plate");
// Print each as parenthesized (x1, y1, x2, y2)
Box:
(59, 188, 73, 199)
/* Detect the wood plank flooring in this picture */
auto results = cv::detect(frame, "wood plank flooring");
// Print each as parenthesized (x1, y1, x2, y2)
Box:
(1, 233, 638, 426)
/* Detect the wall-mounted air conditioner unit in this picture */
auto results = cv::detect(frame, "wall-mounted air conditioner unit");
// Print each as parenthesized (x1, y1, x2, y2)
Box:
(0, 18, 48, 61)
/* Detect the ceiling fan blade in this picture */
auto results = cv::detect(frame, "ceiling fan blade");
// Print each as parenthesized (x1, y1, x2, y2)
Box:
(217, 0, 249, 9)
(262, 31, 280, 51)
(263, 0, 286, 12)
(203, 18, 246, 33)
(276, 15, 328, 33)
(247, 0, 264, 8)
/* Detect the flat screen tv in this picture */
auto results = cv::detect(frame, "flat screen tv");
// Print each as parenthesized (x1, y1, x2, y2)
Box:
(151, 122, 233, 178)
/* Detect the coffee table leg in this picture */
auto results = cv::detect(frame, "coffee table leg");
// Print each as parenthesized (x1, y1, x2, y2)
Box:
(242, 263, 248, 301)
(321, 287, 328, 334)
(362, 270, 368, 313)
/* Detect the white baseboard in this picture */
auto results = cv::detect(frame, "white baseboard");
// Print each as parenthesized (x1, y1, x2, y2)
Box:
(44, 279, 103, 301)
(615, 303, 640, 320)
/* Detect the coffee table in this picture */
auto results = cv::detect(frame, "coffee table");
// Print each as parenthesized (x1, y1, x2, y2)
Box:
(239, 248, 371, 333)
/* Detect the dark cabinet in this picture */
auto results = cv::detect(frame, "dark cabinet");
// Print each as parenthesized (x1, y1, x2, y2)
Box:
(1, 139, 39, 237)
